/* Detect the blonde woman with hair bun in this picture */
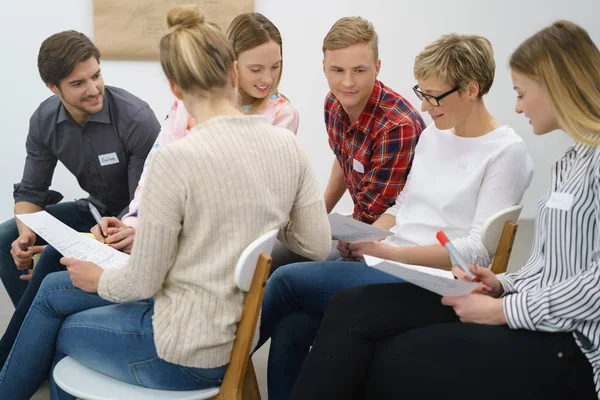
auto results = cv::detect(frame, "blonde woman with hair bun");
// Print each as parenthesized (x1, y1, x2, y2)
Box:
(0, 5, 330, 399)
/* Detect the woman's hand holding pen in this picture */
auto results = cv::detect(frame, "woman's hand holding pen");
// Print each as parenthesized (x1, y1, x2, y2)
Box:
(91, 217, 136, 255)
(442, 264, 507, 326)
(452, 264, 504, 298)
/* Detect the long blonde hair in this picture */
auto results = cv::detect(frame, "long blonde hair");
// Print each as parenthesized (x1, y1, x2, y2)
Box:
(227, 13, 284, 114)
(159, 5, 236, 98)
(510, 20, 600, 145)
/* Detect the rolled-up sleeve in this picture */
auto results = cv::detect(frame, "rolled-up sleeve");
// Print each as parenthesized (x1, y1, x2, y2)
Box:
(13, 112, 58, 207)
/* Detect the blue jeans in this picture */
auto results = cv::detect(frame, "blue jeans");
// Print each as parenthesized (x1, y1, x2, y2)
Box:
(0, 202, 97, 306)
(0, 246, 65, 370)
(257, 260, 404, 400)
(0, 272, 227, 400)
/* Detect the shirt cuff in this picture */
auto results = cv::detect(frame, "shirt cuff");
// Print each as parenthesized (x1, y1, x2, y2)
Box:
(97, 269, 115, 302)
(121, 215, 138, 229)
(503, 292, 536, 331)
(497, 273, 517, 296)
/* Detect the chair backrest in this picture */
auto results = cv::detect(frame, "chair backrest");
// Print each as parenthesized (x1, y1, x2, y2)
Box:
(234, 229, 278, 292)
(481, 205, 522, 254)
(481, 205, 522, 275)
(218, 229, 278, 400)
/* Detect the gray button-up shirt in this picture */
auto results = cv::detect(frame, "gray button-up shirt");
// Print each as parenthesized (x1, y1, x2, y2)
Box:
(13, 85, 160, 216)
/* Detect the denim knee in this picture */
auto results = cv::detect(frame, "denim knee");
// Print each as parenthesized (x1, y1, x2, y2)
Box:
(0, 219, 18, 256)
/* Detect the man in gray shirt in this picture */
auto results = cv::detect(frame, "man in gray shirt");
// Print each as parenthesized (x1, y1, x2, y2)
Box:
(0, 30, 160, 307)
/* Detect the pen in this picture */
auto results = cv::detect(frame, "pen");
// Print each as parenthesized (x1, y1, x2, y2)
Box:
(436, 231, 477, 279)
(87, 201, 108, 239)
(19, 243, 31, 275)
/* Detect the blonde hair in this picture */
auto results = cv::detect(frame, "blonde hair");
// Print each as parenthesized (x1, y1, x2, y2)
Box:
(322, 17, 379, 61)
(510, 20, 600, 146)
(414, 34, 495, 98)
(160, 5, 236, 97)
(227, 13, 284, 114)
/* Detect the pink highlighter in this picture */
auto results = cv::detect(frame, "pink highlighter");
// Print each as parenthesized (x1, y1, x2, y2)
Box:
(436, 231, 477, 279)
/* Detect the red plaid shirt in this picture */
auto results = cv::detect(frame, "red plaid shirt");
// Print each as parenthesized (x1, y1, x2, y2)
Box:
(325, 80, 424, 223)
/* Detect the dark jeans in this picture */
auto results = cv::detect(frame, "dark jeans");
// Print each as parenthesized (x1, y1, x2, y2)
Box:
(0, 202, 96, 306)
(290, 283, 597, 400)
(0, 245, 65, 370)
(257, 260, 403, 400)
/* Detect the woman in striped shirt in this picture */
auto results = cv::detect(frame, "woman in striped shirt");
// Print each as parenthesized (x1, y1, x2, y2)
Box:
(288, 20, 600, 400)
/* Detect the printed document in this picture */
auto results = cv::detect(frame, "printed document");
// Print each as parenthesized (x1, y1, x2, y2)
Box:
(16, 211, 129, 270)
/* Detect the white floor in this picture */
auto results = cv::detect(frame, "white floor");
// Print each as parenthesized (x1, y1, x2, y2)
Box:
(1, 220, 534, 399)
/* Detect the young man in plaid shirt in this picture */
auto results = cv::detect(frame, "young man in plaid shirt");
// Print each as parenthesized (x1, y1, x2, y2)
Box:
(270, 17, 424, 270)
(323, 17, 424, 225)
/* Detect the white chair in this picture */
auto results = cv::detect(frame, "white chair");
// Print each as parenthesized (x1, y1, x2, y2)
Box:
(53, 229, 278, 400)
(481, 205, 523, 274)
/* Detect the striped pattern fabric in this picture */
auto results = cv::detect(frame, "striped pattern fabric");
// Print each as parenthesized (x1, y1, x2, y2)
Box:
(325, 80, 425, 224)
(498, 142, 600, 396)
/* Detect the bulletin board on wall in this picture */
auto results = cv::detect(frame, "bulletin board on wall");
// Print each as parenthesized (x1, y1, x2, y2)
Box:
(93, 0, 254, 60)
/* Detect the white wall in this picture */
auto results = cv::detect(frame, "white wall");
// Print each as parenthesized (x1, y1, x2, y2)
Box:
(0, 0, 597, 222)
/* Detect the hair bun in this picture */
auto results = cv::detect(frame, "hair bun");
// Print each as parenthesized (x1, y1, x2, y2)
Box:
(167, 5, 206, 30)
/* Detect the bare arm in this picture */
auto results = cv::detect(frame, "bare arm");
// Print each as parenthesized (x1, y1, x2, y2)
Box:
(14, 201, 42, 236)
(371, 213, 395, 230)
(349, 242, 452, 270)
(324, 160, 346, 213)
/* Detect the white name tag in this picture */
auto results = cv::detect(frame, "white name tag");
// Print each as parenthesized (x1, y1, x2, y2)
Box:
(546, 192, 574, 211)
(98, 152, 119, 166)
(353, 158, 365, 174)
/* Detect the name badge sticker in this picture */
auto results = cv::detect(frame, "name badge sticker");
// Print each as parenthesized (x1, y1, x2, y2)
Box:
(546, 192, 574, 211)
(353, 158, 365, 174)
(98, 152, 119, 167)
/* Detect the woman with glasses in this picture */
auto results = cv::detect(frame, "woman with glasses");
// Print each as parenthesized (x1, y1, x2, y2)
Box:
(256, 33, 534, 400)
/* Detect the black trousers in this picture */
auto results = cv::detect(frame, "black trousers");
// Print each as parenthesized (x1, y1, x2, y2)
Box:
(289, 283, 597, 400)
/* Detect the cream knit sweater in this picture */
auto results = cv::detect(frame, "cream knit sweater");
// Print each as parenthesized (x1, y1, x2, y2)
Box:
(97, 115, 331, 368)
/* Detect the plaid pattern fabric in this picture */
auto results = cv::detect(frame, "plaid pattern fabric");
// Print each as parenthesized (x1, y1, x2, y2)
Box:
(325, 80, 425, 223)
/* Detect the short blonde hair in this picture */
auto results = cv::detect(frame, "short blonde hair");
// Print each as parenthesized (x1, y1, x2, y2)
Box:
(159, 5, 236, 96)
(510, 20, 600, 146)
(414, 34, 495, 98)
(322, 17, 379, 61)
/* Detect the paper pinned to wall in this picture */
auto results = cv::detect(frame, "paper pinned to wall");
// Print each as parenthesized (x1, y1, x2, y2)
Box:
(93, 0, 254, 60)
(16, 211, 129, 270)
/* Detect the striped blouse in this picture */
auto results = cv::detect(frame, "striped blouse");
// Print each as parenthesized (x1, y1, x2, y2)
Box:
(498, 141, 600, 396)
(121, 94, 299, 227)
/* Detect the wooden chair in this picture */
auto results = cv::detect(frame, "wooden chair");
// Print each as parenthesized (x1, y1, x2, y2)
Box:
(480, 205, 523, 274)
(53, 229, 278, 400)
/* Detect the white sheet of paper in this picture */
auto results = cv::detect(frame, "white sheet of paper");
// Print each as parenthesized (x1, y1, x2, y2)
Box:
(328, 213, 393, 243)
(16, 211, 129, 270)
(364, 255, 480, 296)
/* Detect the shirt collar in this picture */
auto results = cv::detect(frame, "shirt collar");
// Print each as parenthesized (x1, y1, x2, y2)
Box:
(56, 92, 111, 125)
(570, 141, 595, 158)
(342, 80, 383, 131)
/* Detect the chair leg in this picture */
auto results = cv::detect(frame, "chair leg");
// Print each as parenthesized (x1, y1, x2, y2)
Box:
(242, 361, 261, 400)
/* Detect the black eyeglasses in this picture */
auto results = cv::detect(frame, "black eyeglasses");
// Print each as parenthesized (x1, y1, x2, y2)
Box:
(412, 85, 459, 107)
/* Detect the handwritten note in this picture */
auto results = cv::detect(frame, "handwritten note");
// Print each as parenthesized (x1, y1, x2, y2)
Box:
(328, 213, 393, 243)
(16, 212, 129, 270)
(364, 255, 480, 296)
